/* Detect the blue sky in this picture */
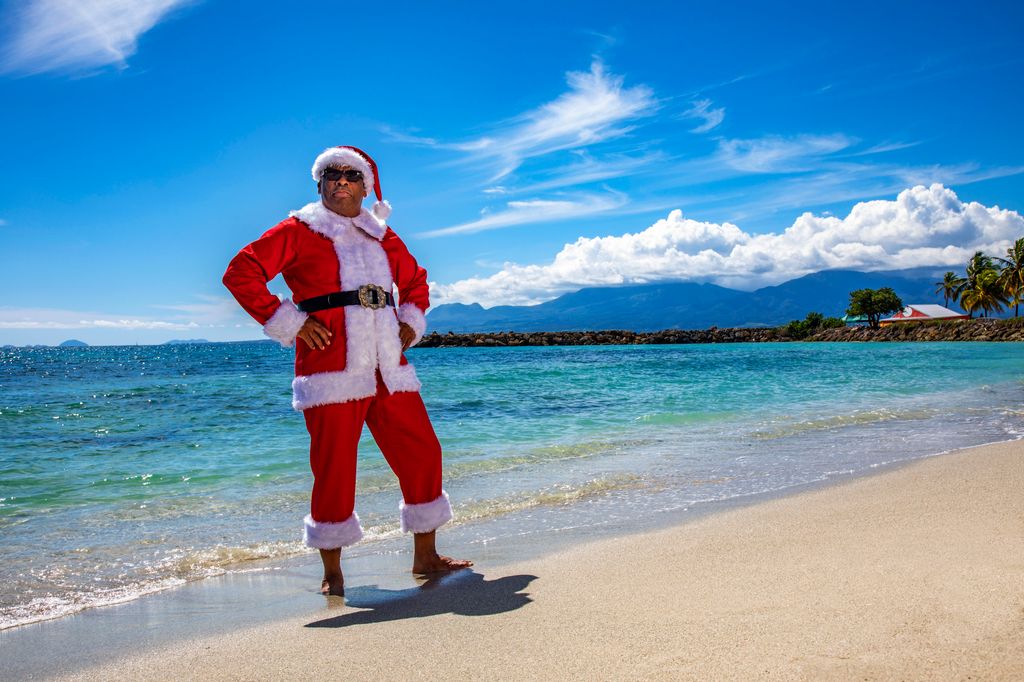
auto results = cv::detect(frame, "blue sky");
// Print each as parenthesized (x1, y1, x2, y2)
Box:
(1, 0, 1023, 345)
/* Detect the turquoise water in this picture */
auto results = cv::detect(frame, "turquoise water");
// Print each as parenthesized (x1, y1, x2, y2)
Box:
(2, 341, 1023, 628)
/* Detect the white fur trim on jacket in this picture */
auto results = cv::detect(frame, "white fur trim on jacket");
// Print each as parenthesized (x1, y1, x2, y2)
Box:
(287, 201, 421, 409)
(292, 364, 421, 410)
(263, 298, 307, 347)
(291, 200, 385, 240)
(400, 491, 453, 534)
(311, 148, 375, 191)
(303, 512, 363, 549)
(396, 303, 427, 347)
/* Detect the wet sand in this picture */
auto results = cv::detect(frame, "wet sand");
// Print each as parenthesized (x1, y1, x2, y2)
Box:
(31, 440, 1024, 680)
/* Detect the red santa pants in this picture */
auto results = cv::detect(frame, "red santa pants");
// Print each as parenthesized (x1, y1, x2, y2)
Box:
(302, 372, 442, 526)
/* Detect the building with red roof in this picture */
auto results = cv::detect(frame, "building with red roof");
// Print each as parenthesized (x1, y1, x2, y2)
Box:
(879, 304, 968, 327)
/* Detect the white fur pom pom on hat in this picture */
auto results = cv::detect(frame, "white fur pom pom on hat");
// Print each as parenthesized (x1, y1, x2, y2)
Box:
(371, 199, 391, 222)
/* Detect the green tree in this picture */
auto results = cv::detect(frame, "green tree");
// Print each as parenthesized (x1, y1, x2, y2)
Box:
(960, 268, 1009, 318)
(934, 271, 965, 309)
(959, 251, 1001, 318)
(995, 237, 1024, 318)
(782, 311, 844, 339)
(846, 288, 903, 328)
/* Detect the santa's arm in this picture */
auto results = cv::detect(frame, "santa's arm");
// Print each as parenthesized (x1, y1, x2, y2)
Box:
(222, 222, 307, 347)
(384, 229, 429, 347)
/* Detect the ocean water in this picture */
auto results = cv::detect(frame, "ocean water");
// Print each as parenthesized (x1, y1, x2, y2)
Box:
(1, 340, 1023, 629)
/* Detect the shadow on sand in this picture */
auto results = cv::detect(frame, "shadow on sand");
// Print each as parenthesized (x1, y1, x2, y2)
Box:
(305, 570, 537, 628)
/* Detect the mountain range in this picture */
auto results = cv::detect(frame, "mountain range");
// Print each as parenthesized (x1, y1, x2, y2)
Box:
(425, 268, 960, 333)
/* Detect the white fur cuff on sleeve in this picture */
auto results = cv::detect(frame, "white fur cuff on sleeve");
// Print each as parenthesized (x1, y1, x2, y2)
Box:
(263, 299, 308, 347)
(396, 303, 427, 347)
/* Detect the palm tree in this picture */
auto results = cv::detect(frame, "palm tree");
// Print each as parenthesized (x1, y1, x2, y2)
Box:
(960, 268, 1009, 318)
(995, 237, 1024, 318)
(960, 251, 998, 319)
(934, 271, 965, 309)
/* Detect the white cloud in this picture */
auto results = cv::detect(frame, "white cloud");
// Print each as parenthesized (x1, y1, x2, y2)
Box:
(430, 184, 1023, 307)
(512, 150, 666, 195)
(681, 99, 725, 133)
(716, 134, 856, 173)
(379, 128, 442, 147)
(394, 60, 657, 182)
(1, 0, 193, 76)
(88, 319, 199, 330)
(421, 190, 628, 237)
(0, 311, 197, 330)
(851, 140, 923, 156)
(150, 295, 243, 324)
(0, 296, 250, 330)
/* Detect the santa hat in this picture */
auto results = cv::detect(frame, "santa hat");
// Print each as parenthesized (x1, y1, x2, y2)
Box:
(311, 146, 392, 222)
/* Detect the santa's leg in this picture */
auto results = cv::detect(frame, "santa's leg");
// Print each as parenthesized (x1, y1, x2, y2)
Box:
(303, 399, 370, 594)
(366, 388, 472, 574)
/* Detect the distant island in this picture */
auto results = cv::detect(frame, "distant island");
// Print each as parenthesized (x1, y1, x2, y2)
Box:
(58, 339, 89, 347)
(163, 339, 211, 345)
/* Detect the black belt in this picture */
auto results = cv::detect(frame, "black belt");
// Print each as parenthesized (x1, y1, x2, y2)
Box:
(297, 285, 394, 312)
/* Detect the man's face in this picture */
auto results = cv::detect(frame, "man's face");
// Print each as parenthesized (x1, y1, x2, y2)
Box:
(319, 165, 366, 217)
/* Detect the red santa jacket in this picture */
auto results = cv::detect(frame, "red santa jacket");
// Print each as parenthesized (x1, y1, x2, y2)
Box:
(223, 201, 429, 410)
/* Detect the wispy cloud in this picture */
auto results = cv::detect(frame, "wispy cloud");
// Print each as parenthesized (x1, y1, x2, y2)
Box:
(421, 190, 628, 238)
(680, 99, 725, 133)
(510, 150, 666, 195)
(0, 0, 194, 76)
(0, 296, 250, 331)
(150, 295, 242, 324)
(381, 61, 658, 236)
(850, 140, 923, 156)
(715, 134, 856, 173)
(380, 127, 490, 152)
(390, 60, 658, 182)
(812, 48, 1024, 101)
(582, 29, 619, 49)
(0, 308, 200, 330)
(631, 133, 865, 196)
(431, 184, 1024, 307)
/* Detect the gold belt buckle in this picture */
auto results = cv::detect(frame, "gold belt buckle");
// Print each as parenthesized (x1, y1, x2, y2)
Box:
(357, 284, 387, 309)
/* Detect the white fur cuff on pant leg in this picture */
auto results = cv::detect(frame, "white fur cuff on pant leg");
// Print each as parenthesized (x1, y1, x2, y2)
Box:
(303, 512, 363, 549)
(400, 491, 453, 533)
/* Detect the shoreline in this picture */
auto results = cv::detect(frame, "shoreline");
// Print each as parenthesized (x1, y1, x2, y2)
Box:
(6, 437, 1022, 680)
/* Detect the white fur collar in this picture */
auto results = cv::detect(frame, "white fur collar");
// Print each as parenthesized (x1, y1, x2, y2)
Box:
(289, 201, 387, 240)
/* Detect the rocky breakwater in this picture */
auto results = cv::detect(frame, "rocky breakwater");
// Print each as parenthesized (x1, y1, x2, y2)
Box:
(809, 317, 1024, 342)
(417, 327, 785, 347)
(417, 319, 1024, 347)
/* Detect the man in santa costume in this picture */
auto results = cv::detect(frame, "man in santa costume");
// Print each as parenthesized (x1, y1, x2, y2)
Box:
(223, 145, 471, 596)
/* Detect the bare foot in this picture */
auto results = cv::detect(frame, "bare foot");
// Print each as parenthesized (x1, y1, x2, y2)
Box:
(412, 553, 473, 575)
(318, 548, 344, 596)
(320, 573, 344, 596)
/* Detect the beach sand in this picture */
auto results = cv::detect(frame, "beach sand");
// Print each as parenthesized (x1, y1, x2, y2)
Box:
(41, 440, 1024, 680)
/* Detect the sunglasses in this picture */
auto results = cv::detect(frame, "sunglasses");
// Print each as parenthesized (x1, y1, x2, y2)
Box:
(321, 168, 364, 183)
